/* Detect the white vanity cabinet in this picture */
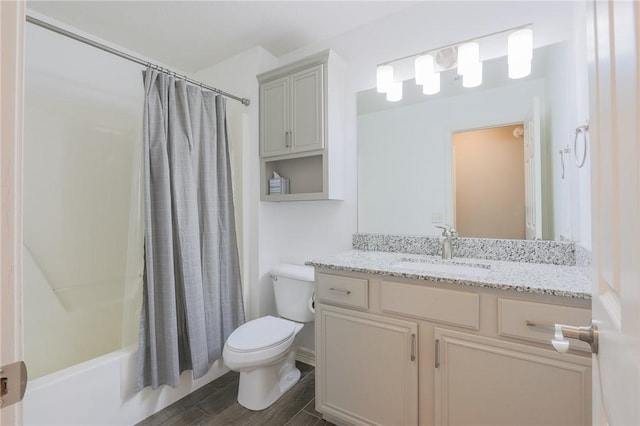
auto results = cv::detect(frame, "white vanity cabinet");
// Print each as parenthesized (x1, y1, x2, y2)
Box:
(314, 269, 592, 426)
(258, 50, 346, 201)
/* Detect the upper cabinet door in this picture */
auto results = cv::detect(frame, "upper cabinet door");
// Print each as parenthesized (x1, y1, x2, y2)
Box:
(290, 64, 324, 154)
(260, 63, 325, 158)
(260, 76, 289, 157)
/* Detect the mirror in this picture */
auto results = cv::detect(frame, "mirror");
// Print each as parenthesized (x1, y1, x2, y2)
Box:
(357, 42, 582, 241)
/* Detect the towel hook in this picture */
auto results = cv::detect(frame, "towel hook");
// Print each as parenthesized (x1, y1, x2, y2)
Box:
(559, 146, 570, 179)
(574, 122, 589, 168)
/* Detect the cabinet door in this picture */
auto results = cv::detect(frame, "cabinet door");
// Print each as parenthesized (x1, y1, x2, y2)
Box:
(260, 76, 289, 157)
(316, 304, 418, 426)
(290, 64, 324, 153)
(434, 328, 591, 426)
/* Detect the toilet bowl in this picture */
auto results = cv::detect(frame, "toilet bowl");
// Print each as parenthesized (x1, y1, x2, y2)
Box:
(222, 264, 314, 410)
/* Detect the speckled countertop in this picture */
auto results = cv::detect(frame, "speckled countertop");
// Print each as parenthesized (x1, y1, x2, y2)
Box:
(307, 250, 591, 300)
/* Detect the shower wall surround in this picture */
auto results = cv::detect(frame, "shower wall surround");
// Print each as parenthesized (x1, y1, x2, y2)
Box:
(353, 233, 585, 266)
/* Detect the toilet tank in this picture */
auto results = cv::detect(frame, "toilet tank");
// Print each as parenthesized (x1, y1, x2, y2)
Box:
(270, 263, 315, 323)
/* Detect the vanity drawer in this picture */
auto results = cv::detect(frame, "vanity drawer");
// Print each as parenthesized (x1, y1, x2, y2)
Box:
(498, 298, 592, 352)
(317, 273, 368, 310)
(380, 281, 479, 329)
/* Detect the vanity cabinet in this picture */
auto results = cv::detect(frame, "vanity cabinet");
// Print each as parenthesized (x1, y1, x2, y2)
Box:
(316, 304, 419, 426)
(434, 329, 591, 426)
(314, 269, 592, 426)
(258, 50, 346, 201)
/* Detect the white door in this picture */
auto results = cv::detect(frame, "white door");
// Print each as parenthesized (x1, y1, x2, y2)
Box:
(0, 1, 25, 424)
(523, 97, 542, 240)
(588, 1, 640, 424)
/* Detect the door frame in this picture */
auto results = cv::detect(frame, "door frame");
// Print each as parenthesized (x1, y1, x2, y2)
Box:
(0, 0, 25, 424)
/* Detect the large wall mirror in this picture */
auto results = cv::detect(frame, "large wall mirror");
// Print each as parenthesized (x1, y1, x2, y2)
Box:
(357, 42, 587, 241)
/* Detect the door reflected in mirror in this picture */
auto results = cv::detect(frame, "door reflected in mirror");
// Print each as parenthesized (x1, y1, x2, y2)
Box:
(453, 124, 525, 239)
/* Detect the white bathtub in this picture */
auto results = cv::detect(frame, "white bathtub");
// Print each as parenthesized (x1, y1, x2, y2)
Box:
(24, 349, 229, 425)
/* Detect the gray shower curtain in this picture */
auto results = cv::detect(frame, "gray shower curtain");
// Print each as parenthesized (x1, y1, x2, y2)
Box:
(137, 68, 245, 390)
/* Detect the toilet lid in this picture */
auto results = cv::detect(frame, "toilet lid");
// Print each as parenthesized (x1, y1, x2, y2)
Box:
(226, 316, 296, 352)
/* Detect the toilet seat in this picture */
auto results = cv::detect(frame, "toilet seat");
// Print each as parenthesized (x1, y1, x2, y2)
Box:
(223, 316, 301, 369)
(226, 316, 297, 352)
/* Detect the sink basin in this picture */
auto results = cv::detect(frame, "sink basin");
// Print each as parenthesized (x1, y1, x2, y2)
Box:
(391, 259, 491, 279)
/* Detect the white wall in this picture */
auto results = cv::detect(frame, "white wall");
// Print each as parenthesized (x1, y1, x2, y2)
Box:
(192, 1, 587, 353)
(544, 42, 573, 241)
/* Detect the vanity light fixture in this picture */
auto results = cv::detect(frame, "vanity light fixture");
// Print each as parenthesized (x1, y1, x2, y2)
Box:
(508, 28, 533, 79)
(376, 64, 394, 93)
(375, 24, 533, 102)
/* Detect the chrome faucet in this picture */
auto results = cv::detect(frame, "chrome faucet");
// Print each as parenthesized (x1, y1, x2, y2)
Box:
(436, 225, 458, 260)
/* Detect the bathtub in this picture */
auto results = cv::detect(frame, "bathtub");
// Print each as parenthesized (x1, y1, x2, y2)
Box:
(24, 349, 229, 425)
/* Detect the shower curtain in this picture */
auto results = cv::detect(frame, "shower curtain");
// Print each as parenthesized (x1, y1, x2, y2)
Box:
(137, 68, 245, 390)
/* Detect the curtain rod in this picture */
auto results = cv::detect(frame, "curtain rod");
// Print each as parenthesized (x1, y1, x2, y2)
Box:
(26, 15, 251, 106)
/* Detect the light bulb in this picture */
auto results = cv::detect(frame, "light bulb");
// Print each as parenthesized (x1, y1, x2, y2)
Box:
(386, 81, 403, 102)
(376, 65, 394, 93)
(415, 55, 435, 86)
(508, 28, 533, 79)
(508, 59, 532, 79)
(422, 72, 440, 95)
(462, 61, 483, 88)
(457, 42, 479, 76)
(508, 28, 533, 62)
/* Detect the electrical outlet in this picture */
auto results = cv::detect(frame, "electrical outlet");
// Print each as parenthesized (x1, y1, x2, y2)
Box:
(432, 212, 444, 223)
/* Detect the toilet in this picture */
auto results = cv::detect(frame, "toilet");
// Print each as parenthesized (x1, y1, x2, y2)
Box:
(222, 263, 315, 410)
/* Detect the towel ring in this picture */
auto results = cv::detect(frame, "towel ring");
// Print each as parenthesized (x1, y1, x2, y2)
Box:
(574, 123, 589, 168)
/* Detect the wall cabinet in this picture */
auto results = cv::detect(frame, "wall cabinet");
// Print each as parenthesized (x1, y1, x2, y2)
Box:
(314, 270, 592, 426)
(260, 65, 323, 157)
(258, 50, 345, 201)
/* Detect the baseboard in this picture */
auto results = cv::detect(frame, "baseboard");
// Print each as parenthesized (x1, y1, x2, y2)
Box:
(296, 347, 315, 367)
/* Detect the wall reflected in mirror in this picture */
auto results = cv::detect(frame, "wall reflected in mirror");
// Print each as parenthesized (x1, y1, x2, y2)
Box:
(357, 42, 581, 241)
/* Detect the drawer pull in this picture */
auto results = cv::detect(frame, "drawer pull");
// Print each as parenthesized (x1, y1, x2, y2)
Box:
(329, 288, 351, 295)
(525, 320, 555, 330)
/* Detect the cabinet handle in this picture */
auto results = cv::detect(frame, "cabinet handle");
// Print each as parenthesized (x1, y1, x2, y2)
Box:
(285, 130, 291, 148)
(328, 288, 351, 295)
(435, 339, 440, 368)
(525, 320, 554, 330)
(411, 333, 416, 361)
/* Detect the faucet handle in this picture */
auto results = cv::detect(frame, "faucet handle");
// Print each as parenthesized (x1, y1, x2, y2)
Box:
(435, 224, 457, 237)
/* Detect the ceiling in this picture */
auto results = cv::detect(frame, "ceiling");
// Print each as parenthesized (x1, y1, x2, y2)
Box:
(27, 1, 418, 73)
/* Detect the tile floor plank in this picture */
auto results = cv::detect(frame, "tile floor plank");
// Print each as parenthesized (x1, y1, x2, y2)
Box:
(284, 411, 327, 426)
(138, 363, 318, 426)
(160, 406, 209, 426)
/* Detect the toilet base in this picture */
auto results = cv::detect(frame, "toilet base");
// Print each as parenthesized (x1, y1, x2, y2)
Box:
(236, 348, 300, 411)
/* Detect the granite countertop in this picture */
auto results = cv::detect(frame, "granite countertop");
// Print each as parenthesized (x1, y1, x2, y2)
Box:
(307, 250, 591, 300)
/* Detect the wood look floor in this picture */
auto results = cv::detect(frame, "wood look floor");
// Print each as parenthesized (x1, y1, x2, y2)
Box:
(137, 362, 334, 426)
